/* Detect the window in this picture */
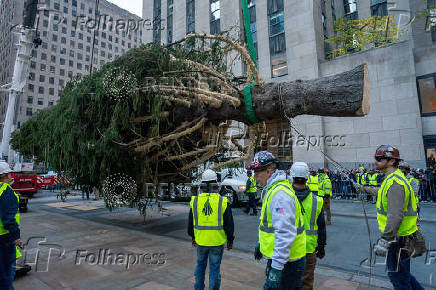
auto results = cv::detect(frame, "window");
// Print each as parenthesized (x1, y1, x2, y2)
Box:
(59, 79, 65, 87)
(53, 24, 58, 31)
(30, 61, 36, 69)
(70, 50, 75, 57)
(40, 64, 46, 72)
(38, 86, 44, 94)
(50, 66, 55, 73)
(60, 69, 65, 76)
(210, 0, 221, 35)
(60, 58, 66, 65)
(26, 108, 32, 116)
(39, 75, 45, 82)
(344, 0, 358, 19)
(69, 60, 74, 67)
(41, 53, 47, 60)
(49, 77, 54, 84)
(62, 26, 67, 35)
(271, 54, 288, 78)
(61, 37, 66, 44)
(63, 7, 68, 14)
(49, 101, 54, 106)
(60, 47, 66, 54)
(29, 84, 34, 92)
(417, 73, 436, 115)
(268, 0, 287, 77)
(49, 88, 55, 95)
(153, 0, 162, 43)
(186, 0, 195, 34)
(167, 0, 174, 43)
(52, 34, 58, 42)
(371, 0, 387, 17)
(29, 73, 35, 80)
(27, 96, 33, 104)
(51, 44, 57, 52)
(38, 98, 44, 105)
(43, 20, 49, 27)
(51, 55, 56, 63)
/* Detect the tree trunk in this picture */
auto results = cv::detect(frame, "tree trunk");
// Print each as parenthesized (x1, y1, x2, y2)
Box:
(205, 64, 370, 124)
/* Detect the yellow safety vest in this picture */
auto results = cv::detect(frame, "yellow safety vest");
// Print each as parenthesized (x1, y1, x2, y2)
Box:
(190, 192, 228, 246)
(0, 183, 21, 258)
(259, 180, 306, 260)
(360, 173, 368, 185)
(306, 175, 319, 192)
(247, 176, 257, 193)
(301, 192, 323, 253)
(376, 169, 418, 237)
(318, 175, 332, 197)
(368, 174, 378, 186)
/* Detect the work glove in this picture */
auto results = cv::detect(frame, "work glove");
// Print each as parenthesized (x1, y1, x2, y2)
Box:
(192, 240, 196, 248)
(315, 246, 325, 259)
(267, 267, 282, 290)
(254, 242, 262, 260)
(374, 238, 391, 257)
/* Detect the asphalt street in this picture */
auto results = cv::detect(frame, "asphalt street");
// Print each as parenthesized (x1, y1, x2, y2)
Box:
(23, 191, 436, 289)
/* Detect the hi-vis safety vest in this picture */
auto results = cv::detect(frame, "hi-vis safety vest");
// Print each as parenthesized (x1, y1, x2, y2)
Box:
(247, 176, 257, 193)
(306, 175, 319, 192)
(0, 183, 21, 258)
(360, 173, 368, 185)
(259, 180, 306, 260)
(190, 192, 228, 246)
(301, 192, 323, 253)
(376, 169, 418, 237)
(368, 174, 378, 186)
(318, 175, 332, 197)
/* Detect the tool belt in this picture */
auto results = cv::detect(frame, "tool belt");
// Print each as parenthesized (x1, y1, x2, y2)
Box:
(398, 229, 427, 258)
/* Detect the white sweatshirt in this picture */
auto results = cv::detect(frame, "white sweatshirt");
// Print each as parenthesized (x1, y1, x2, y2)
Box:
(262, 170, 299, 270)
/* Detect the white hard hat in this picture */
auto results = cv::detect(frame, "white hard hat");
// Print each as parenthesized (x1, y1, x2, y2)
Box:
(290, 162, 310, 180)
(0, 160, 12, 175)
(201, 169, 217, 182)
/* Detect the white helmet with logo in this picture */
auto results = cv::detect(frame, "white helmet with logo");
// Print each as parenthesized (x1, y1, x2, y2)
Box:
(201, 169, 217, 182)
(0, 160, 11, 176)
(290, 162, 310, 180)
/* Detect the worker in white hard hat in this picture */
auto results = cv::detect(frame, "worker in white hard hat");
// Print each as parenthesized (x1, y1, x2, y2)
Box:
(289, 162, 327, 290)
(188, 169, 234, 290)
(0, 160, 22, 289)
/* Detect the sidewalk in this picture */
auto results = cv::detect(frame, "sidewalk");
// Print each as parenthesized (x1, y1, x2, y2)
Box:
(15, 199, 392, 290)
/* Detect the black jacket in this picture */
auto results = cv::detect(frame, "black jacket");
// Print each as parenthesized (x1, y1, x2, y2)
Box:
(294, 185, 326, 247)
(188, 199, 235, 244)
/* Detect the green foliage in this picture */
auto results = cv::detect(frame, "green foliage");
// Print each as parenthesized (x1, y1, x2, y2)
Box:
(11, 39, 235, 189)
(326, 15, 399, 59)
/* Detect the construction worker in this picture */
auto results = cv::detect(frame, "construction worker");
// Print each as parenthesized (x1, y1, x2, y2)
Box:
(373, 145, 424, 290)
(399, 162, 421, 216)
(244, 170, 258, 216)
(290, 162, 326, 290)
(0, 160, 22, 290)
(360, 168, 368, 186)
(318, 169, 332, 225)
(306, 170, 319, 194)
(188, 169, 234, 290)
(251, 151, 306, 290)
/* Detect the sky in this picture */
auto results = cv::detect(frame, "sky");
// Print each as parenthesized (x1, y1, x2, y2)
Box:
(107, 0, 143, 17)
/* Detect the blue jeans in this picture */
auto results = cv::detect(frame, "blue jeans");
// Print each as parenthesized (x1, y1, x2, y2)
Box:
(264, 257, 306, 290)
(195, 245, 224, 290)
(386, 243, 424, 290)
(0, 241, 16, 290)
(245, 194, 257, 214)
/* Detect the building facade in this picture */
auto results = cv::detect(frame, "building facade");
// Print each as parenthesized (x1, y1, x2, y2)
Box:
(143, 0, 436, 169)
(0, 0, 143, 133)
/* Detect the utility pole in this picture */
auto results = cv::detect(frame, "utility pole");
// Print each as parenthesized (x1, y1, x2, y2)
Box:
(0, 0, 40, 164)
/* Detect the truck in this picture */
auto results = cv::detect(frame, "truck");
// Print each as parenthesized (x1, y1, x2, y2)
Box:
(218, 167, 261, 207)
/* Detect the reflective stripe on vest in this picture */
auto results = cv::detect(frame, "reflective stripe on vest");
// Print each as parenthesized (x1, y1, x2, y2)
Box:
(302, 192, 323, 253)
(259, 181, 306, 260)
(376, 169, 418, 237)
(0, 182, 20, 236)
(361, 173, 367, 185)
(247, 176, 257, 193)
(306, 176, 318, 192)
(190, 193, 227, 246)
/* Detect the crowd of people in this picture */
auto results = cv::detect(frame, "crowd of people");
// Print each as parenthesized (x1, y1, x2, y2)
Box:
(324, 164, 436, 202)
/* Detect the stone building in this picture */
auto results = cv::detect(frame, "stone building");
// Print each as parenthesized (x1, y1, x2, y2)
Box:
(0, 0, 143, 134)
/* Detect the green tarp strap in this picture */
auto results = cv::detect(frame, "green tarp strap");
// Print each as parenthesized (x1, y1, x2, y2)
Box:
(241, 0, 257, 69)
(244, 83, 259, 124)
(241, 0, 259, 124)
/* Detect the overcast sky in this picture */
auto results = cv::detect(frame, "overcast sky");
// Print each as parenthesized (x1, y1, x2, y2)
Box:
(107, 0, 142, 17)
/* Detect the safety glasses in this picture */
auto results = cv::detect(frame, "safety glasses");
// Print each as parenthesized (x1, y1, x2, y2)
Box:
(374, 156, 387, 162)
